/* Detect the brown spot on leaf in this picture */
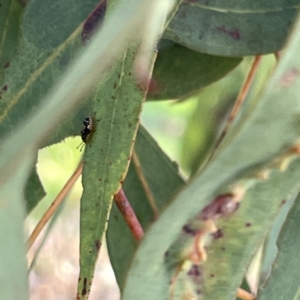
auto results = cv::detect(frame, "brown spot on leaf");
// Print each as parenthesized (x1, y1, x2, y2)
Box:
(82, 0, 107, 45)
(245, 223, 251, 227)
(2, 85, 7, 91)
(187, 264, 204, 287)
(4, 62, 9, 68)
(81, 277, 87, 296)
(280, 200, 286, 206)
(182, 224, 199, 236)
(200, 193, 238, 221)
(279, 68, 299, 87)
(187, 264, 201, 277)
(95, 240, 101, 251)
(212, 228, 223, 239)
(216, 25, 240, 40)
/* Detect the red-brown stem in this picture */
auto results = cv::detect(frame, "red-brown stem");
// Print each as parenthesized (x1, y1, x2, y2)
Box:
(228, 55, 262, 124)
(217, 55, 262, 146)
(236, 288, 256, 300)
(132, 150, 159, 218)
(114, 188, 144, 241)
(27, 161, 83, 251)
(274, 51, 281, 61)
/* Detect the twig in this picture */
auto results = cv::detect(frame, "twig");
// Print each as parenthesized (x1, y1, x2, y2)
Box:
(114, 188, 144, 241)
(27, 161, 83, 251)
(274, 51, 281, 61)
(216, 56, 262, 146)
(132, 150, 159, 218)
(236, 288, 256, 300)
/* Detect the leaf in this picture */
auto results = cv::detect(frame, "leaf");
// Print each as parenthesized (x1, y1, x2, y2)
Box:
(106, 125, 185, 289)
(77, 41, 160, 298)
(0, 1, 177, 299)
(24, 163, 46, 213)
(148, 40, 242, 100)
(181, 55, 276, 175)
(258, 193, 296, 289)
(122, 14, 300, 300)
(0, 0, 103, 147)
(164, 1, 299, 56)
(257, 192, 300, 300)
(0, 157, 33, 299)
(0, 0, 24, 79)
(0, 0, 106, 214)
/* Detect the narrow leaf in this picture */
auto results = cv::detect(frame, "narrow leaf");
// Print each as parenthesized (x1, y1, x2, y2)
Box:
(77, 46, 158, 299)
(107, 125, 185, 289)
(257, 193, 300, 300)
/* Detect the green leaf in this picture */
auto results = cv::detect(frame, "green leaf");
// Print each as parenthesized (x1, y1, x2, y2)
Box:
(181, 55, 276, 175)
(77, 43, 158, 297)
(122, 14, 300, 300)
(0, 0, 102, 147)
(164, 1, 299, 56)
(25, 163, 46, 213)
(259, 193, 296, 289)
(0, 0, 24, 79)
(257, 193, 300, 300)
(148, 40, 242, 100)
(0, 1, 177, 299)
(106, 125, 185, 289)
(0, 158, 33, 299)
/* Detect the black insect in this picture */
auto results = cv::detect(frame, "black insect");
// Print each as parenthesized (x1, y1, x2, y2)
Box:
(77, 117, 93, 151)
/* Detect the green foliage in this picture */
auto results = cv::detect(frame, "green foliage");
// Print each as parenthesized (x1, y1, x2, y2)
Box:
(149, 40, 242, 100)
(107, 125, 185, 289)
(1, 0, 300, 299)
(164, 1, 299, 56)
(257, 193, 300, 300)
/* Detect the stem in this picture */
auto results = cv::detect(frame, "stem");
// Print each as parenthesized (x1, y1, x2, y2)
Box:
(114, 188, 144, 241)
(216, 56, 262, 146)
(274, 51, 281, 61)
(27, 161, 83, 251)
(236, 288, 256, 300)
(132, 150, 159, 218)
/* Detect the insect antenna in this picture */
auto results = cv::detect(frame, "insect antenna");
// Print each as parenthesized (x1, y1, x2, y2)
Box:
(76, 141, 85, 152)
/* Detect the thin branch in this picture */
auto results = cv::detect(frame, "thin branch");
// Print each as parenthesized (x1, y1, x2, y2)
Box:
(274, 51, 281, 61)
(216, 56, 262, 146)
(236, 288, 256, 300)
(27, 161, 83, 251)
(132, 150, 159, 218)
(114, 188, 144, 241)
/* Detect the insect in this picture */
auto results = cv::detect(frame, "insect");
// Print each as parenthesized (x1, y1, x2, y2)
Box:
(77, 117, 93, 151)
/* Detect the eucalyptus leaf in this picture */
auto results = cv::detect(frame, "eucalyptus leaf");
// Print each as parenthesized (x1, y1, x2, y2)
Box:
(164, 0, 299, 56)
(148, 40, 242, 100)
(107, 125, 185, 289)
(0, 0, 24, 79)
(123, 13, 300, 300)
(257, 193, 300, 300)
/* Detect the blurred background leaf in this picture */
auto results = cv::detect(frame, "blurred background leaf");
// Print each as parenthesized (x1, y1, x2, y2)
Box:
(257, 192, 300, 300)
(164, 0, 299, 56)
(148, 39, 242, 100)
(0, 0, 24, 80)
